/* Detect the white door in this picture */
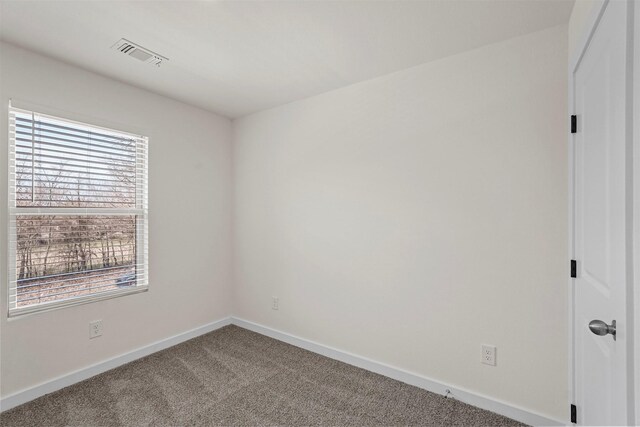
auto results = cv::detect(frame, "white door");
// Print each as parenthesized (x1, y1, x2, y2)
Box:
(572, 0, 631, 425)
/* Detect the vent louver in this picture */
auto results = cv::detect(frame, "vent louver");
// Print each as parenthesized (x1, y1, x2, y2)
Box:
(112, 38, 167, 67)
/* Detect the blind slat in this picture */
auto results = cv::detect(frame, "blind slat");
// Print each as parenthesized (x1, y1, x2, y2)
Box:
(17, 280, 144, 304)
(15, 171, 146, 187)
(15, 115, 144, 145)
(16, 152, 136, 174)
(16, 268, 146, 289)
(16, 268, 145, 290)
(15, 123, 139, 151)
(16, 139, 136, 164)
(13, 163, 139, 181)
(17, 185, 135, 195)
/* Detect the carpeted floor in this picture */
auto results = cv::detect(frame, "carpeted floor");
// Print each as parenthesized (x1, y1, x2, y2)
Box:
(0, 325, 525, 426)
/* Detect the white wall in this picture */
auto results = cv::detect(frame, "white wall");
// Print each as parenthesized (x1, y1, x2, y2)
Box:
(568, 0, 602, 57)
(233, 25, 569, 422)
(0, 42, 233, 398)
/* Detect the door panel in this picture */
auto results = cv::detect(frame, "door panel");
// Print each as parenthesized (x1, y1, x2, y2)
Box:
(573, 0, 629, 425)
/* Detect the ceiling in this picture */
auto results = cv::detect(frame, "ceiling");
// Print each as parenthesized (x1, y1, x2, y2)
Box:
(0, 0, 574, 119)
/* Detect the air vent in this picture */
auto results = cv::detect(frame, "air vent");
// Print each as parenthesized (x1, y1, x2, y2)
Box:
(112, 38, 167, 67)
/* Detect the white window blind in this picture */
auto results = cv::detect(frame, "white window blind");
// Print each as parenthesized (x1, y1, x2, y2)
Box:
(8, 104, 148, 316)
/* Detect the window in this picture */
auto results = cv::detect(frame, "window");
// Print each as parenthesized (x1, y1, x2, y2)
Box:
(8, 104, 148, 316)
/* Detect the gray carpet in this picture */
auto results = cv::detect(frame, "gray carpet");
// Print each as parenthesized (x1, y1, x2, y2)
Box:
(0, 325, 525, 426)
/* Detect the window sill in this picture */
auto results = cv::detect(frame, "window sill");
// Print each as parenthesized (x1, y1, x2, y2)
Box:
(7, 285, 149, 319)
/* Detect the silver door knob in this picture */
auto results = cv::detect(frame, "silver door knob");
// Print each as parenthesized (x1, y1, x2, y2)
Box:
(588, 319, 616, 340)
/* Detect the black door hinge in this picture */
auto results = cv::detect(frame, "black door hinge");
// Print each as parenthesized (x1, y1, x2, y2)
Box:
(571, 115, 577, 133)
(571, 404, 577, 424)
(571, 260, 577, 278)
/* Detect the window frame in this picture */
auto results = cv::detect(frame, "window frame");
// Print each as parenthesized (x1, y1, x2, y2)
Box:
(7, 104, 149, 317)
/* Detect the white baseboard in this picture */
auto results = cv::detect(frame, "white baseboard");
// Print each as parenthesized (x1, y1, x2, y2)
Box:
(0, 316, 232, 412)
(231, 317, 565, 427)
(1, 315, 564, 426)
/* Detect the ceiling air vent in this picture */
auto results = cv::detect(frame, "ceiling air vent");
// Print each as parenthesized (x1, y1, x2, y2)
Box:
(112, 38, 168, 67)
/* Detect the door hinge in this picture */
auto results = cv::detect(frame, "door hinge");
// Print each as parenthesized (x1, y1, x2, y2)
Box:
(570, 260, 577, 278)
(571, 404, 577, 424)
(571, 115, 577, 133)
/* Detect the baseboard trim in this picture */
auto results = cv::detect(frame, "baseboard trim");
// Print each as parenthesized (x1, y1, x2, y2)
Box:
(0, 316, 232, 412)
(1, 315, 564, 426)
(231, 317, 565, 427)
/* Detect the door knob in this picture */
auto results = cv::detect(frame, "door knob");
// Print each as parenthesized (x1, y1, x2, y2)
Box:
(588, 319, 616, 340)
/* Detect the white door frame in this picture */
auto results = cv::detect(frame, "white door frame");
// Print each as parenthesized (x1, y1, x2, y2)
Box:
(633, 0, 640, 422)
(568, 0, 637, 424)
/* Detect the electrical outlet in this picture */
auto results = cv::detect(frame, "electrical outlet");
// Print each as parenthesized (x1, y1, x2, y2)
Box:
(481, 344, 496, 366)
(89, 320, 103, 339)
(272, 297, 279, 310)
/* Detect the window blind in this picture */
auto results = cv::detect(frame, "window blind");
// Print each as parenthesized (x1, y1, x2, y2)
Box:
(8, 104, 149, 316)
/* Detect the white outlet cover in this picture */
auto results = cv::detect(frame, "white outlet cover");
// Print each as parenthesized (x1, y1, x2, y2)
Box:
(89, 320, 103, 339)
(272, 297, 279, 310)
(481, 344, 496, 366)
